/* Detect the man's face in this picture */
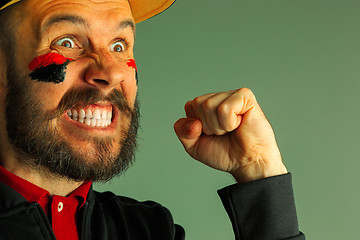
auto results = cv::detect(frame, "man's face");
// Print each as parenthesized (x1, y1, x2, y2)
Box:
(2, 0, 139, 181)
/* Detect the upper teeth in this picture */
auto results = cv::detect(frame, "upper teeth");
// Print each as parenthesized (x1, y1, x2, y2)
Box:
(67, 109, 112, 127)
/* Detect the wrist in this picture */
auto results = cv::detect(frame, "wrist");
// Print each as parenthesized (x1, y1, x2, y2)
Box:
(231, 163, 288, 184)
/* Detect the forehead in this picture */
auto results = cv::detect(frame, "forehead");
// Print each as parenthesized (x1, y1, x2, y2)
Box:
(23, 0, 134, 31)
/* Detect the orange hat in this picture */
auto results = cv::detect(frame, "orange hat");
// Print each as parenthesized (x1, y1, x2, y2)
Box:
(0, 0, 176, 23)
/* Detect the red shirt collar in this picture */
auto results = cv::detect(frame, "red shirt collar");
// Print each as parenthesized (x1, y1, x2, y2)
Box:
(0, 165, 91, 207)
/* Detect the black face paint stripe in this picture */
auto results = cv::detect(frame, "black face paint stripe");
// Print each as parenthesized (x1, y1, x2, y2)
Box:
(135, 69, 138, 85)
(29, 60, 71, 84)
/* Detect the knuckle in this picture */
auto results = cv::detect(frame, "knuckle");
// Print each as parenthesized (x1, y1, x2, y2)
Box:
(185, 100, 192, 109)
(193, 96, 202, 105)
(217, 103, 230, 116)
(201, 99, 213, 112)
(237, 87, 253, 97)
(236, 88, 257, 103)
(184, 101, 194, 115)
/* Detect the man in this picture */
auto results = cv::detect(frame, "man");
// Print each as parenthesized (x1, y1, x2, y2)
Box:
(0, 0, 305, 239)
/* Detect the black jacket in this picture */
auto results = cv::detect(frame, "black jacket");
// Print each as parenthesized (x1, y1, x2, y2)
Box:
(0, 173, 304, 239)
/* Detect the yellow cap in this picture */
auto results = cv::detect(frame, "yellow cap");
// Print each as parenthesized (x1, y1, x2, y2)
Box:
(129, 0, 175, 23)
(0, 0, 176, 23)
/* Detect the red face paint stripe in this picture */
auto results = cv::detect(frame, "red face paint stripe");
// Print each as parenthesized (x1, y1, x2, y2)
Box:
(29, 53, 73, 71)
(127, 59, 137, 71)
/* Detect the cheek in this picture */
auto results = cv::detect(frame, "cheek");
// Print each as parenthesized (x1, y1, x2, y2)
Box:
(29, 81, 70, 109)
(121, 80, 138, 107)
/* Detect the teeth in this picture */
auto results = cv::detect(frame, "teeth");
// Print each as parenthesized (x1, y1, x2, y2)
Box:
(79, 109, 86, 119)
(101, 111, 107, 120)
(67, 108, 112, 127)
(72, 110, 78, 118)
(93, 110, 101, 119)
(85, 109, 92, 119)
(90, 118, 97, 127)
(84, 118, 91, 126)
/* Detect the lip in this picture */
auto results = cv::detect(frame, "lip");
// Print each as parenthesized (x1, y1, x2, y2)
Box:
(62, 103, 119, 133)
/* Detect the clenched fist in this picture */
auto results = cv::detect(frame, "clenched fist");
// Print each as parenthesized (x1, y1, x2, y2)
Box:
(174, 88, 288, 183)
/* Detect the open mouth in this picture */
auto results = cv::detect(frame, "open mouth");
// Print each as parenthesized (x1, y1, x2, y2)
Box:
(66, 105, 113, 127)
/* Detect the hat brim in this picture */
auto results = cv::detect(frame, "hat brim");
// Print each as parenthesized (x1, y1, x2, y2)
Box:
(130, 0, 176, 23)
(0, 0, 176, 23)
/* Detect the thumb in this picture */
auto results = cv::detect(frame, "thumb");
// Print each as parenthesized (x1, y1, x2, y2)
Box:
(174, 118, 203, 151)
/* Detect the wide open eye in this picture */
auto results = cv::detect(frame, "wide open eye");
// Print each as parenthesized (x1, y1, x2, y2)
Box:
(54, 37, 77, 48)
(110, 41, 125, 52)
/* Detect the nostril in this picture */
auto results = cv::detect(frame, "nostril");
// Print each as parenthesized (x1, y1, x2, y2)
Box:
(93, 79, 109, 85)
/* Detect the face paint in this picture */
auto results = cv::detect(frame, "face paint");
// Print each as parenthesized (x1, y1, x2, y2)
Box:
(127, 59, 138, 84)
(28, 53, 73, 84)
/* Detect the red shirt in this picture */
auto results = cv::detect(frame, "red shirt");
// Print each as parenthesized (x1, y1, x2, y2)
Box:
(0, 165, 92, 240)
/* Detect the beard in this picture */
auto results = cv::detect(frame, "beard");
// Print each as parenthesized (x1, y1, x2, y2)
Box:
(5, 60, 140, 182)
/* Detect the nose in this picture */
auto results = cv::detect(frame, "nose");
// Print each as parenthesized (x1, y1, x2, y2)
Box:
(83, 50, 131, 94)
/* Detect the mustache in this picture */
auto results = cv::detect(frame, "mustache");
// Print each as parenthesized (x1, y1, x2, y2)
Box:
(47, 87, 133, 120)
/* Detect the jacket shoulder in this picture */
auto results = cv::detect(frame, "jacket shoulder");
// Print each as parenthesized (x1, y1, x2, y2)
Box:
(87, 190, 185, 239)
(93, 190, 164, 208)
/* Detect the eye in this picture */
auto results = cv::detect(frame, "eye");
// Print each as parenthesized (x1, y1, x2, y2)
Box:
(54, 37, 77, 48)
(110, 41, 125, 52)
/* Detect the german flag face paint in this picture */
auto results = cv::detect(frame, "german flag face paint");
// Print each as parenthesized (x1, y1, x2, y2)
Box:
(127, 59, 138, 84)
(28, 52, 73, 84)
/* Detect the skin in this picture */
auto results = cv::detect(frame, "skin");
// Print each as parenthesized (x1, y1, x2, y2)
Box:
(0, 0, 287, 196)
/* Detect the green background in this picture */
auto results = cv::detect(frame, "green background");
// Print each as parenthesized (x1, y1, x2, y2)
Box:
(95, 0, 360, 239)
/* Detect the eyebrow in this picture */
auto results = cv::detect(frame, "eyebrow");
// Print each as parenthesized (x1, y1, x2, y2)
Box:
(41, 15, 135, 34)
(118, 20, 135, 32)
(41, 15, 88, 33)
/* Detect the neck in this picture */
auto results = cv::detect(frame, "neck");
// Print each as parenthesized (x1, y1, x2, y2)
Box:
(1, 157, 83, 196)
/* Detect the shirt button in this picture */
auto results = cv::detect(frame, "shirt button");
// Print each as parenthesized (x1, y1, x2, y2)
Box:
(58, 202, 63, 212)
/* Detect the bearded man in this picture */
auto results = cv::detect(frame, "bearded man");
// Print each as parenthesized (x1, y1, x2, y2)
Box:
(0, 0, 305, 239)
